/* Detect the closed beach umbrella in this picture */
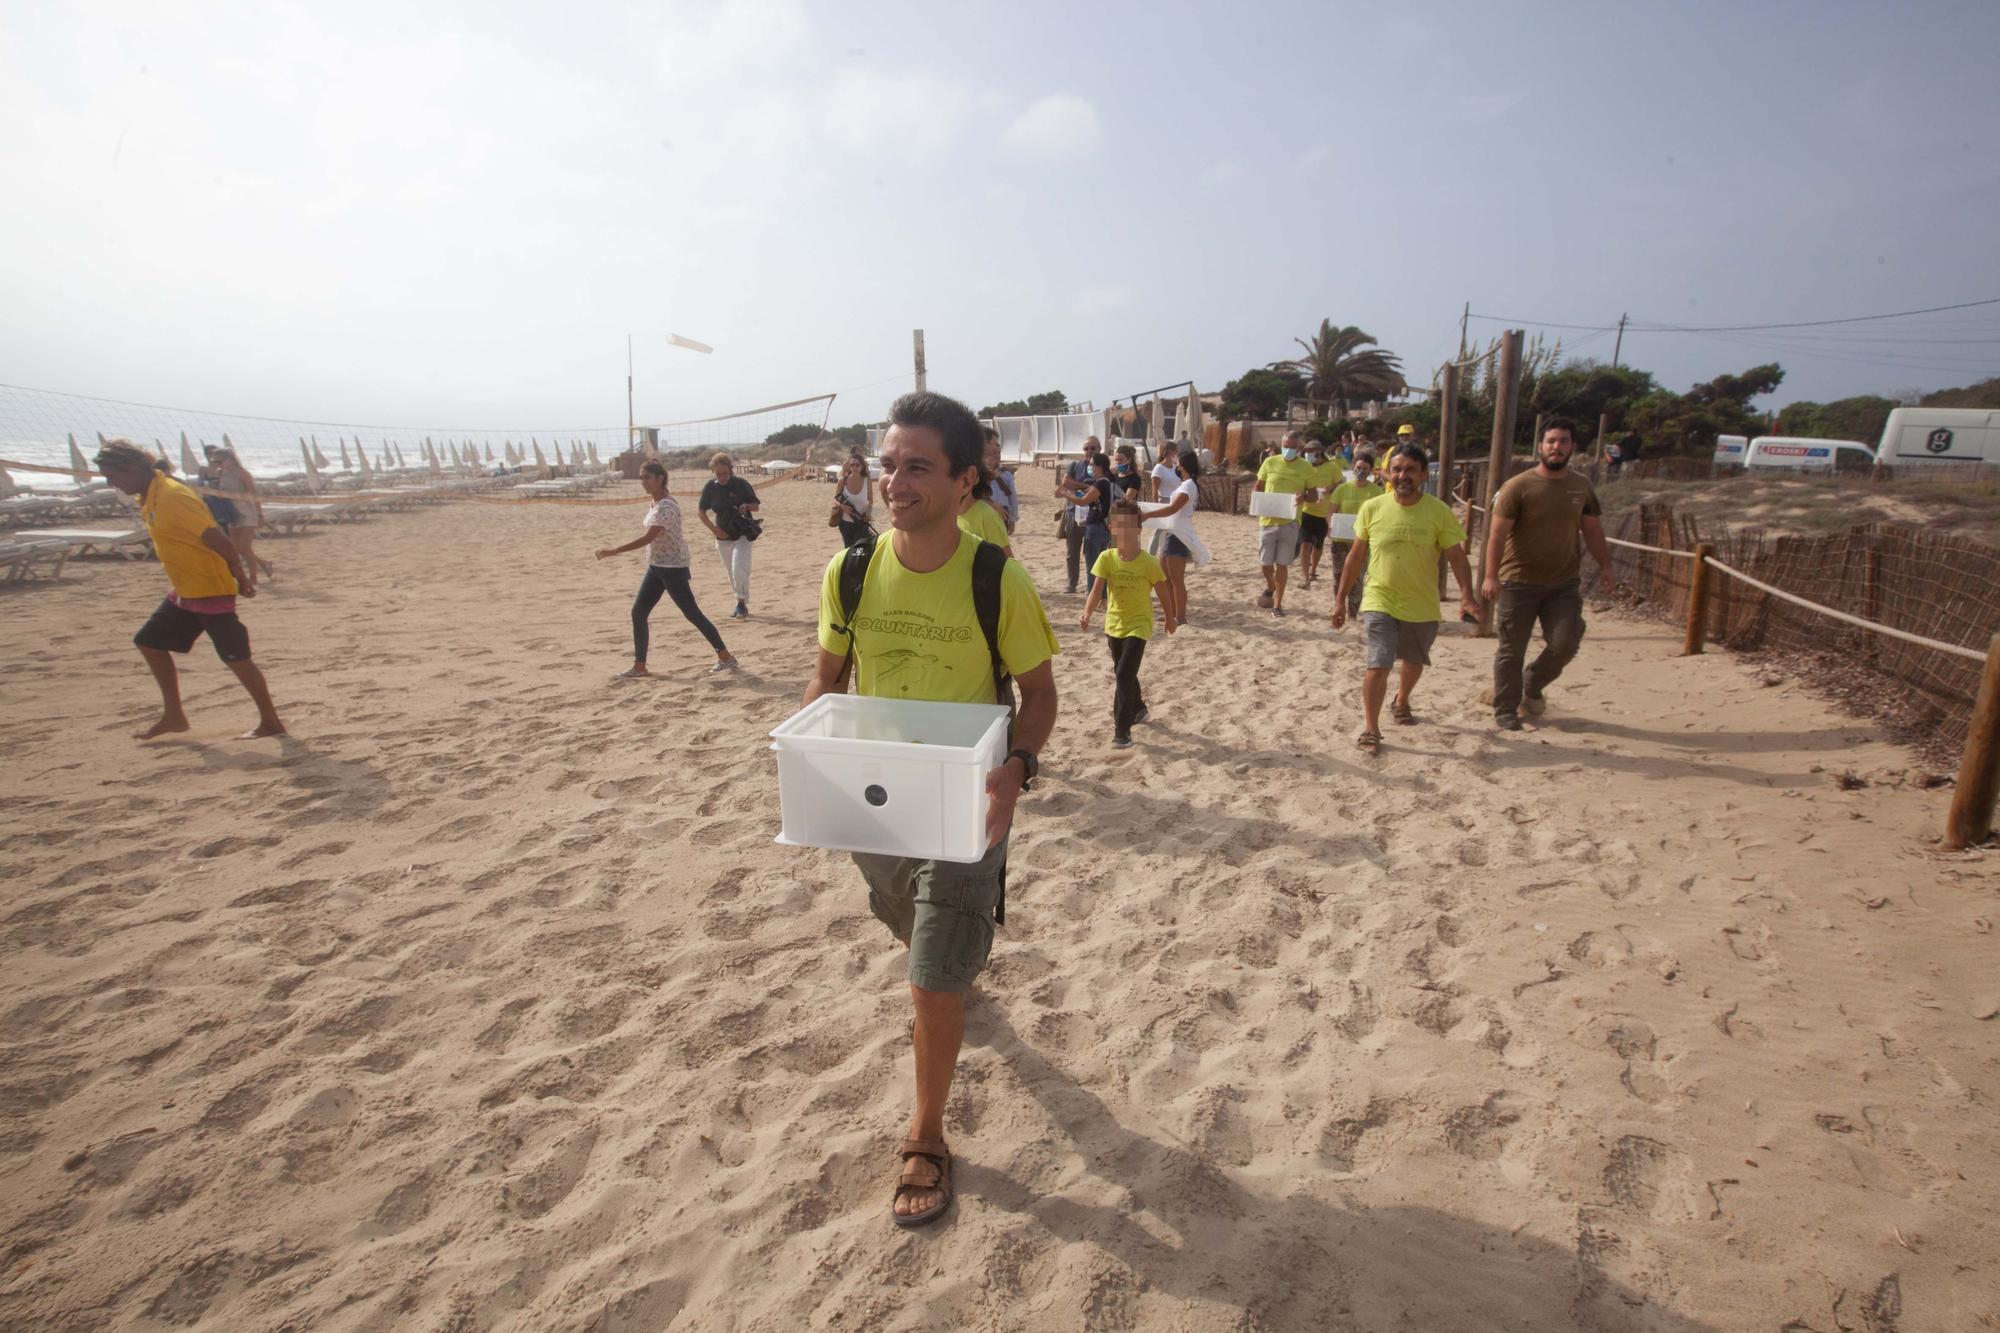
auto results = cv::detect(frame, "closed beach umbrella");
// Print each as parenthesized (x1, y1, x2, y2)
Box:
(587, 442, 600, 464)
(356, 443, 374, 485)
(483, 443, 493, 461)
(532, 440, 547, 469)
(339, 438, 351, 470)
(68, 434, 92, 483)
(0, 461, 16, 497)
(1185, 384, 1205, 450)
(181, 434, 201, 475)
(299, 439, 317, 479)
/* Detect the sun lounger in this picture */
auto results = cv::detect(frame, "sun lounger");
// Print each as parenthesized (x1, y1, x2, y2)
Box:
(13, 528, 153, 559)
(1, 536, 79, 583)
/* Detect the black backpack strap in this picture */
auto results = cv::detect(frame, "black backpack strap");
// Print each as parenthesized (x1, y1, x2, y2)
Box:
(970, 539, 1014, 928)
(970, 540, 1013, 720)
(832, 533, 877, 692)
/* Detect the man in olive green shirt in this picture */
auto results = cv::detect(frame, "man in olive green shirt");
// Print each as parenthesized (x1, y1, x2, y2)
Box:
(1481, 417, 1618, 730)
(1331, 444, 1480, 750)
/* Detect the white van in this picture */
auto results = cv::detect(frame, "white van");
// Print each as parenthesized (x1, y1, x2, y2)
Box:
(1744, 436, 1876, 474)
(1712, 434, 1749, 473)
(1875, 408, 2000, 469)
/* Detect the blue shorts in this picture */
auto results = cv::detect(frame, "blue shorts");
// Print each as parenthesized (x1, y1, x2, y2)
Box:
(202, 494, 241, 527)
(1163, 534, 1193, 560)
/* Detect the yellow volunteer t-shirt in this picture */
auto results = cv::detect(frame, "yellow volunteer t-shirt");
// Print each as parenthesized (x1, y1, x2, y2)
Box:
(818, 530, 1059, 703)
(140, 473, 237, 599)
(1355, 492, 1466, 623)
(956, 499, 1011, 548)
(1300, 459, 1342, 517)
(1089, 548, 1165, 641)
(1331, 479, 1384, 515)
(1254, 454, 1314, 527)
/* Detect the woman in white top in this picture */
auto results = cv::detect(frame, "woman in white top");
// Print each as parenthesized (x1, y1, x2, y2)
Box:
(831, 454, 873, 547)
(595, 460, 736, 678)
(1144, 447, 1204, 630)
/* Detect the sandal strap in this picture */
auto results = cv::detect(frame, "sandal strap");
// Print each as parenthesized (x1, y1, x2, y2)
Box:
(897, 1137, 950, 1160)
(897, 1156, 945, 1190)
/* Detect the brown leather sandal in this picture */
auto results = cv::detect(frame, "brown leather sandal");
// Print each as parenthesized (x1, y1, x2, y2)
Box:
(891, 1137, 953, 1228)
(1391, 698, 1417, 725)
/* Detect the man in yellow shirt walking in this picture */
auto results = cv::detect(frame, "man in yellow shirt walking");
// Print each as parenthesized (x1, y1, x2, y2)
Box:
(95, 439, 285, 741)
(1329, 444, 1480, 751)
(802, 392, 1059, 1230)
(1253, 430, 1315, 617)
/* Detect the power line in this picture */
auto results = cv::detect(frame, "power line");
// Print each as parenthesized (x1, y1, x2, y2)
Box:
(1468, 295, 2000, 336)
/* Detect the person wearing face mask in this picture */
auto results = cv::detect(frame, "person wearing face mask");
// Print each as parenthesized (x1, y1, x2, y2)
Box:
(1326, 451, 1383, 617)
(1055, 437, 1102, 594)
(1330, 443, 1480, 752)
(1294, 438, 1342, 588)
(1481, 417, 1619, 731)
(1252, 430, 1314, 617)
(1111, 443, 1144, 501)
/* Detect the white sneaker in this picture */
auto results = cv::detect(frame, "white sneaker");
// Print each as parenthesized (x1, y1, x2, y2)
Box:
(711, 658, 739, 674)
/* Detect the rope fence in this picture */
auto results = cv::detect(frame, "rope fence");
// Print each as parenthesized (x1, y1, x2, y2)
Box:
(1461, 496, 2000, 849)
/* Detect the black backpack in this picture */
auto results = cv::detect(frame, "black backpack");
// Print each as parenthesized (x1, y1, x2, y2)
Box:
(833, 533, 1014, 717)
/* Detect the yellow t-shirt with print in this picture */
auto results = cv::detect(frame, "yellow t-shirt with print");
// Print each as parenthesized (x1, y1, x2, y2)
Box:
(140, 473, 237, 599)
(1254, 454, 1314, 528)
(1355, 492, 1466, 623)
(1089, 548, 1165, 641)
(1299, 459, 1342, 517)
(956, 499, 1011, 548)
(818, 530, 1059, 704)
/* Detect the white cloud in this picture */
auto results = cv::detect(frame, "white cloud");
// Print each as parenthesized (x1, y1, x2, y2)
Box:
(1001, 94, 1103, 162)
(1074, 284, 1136, 317)
(824, 69, 975, 159)
(1201, 159, 1250, 190)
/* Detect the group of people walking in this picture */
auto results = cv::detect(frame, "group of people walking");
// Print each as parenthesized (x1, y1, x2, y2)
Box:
(93, 388, 1620, 1241)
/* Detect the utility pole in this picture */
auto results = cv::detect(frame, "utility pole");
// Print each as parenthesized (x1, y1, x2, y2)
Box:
(913, 329, 927, 393)
(626, 334, 635, 450)
(1611, 312, 1628, 370)
(1436, 360, 1460, 598)
(1458, 302, 1469, 362)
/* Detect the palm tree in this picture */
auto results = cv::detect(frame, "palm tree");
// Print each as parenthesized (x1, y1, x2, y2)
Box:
(1276, 320, 1407, 417)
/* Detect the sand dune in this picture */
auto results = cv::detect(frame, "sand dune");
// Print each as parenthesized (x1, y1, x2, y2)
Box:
(1, 475, 1996, 1331)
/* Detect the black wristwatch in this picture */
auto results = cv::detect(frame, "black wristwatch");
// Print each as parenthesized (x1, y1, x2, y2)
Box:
(1007, 748, 1039, 789)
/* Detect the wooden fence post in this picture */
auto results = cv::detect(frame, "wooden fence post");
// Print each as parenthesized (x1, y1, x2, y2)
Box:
(1437, 362, 1459, 598)
(1476, 330, 1524, 638)
(1945, 633, 2000, 850)
(1682, 544, 1716, 655)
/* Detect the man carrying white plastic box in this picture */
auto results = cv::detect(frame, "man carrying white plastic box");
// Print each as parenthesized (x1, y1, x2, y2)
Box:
(802, 390, 1060, 1229)
(1253, 430, 1315, 617)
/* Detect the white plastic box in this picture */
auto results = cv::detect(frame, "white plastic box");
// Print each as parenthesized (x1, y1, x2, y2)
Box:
(1327, 513, 1358, 541)
(1248, 490, 1297, 520)
(770, 694, 1011, 864)
(1138, 500, 1174, 532)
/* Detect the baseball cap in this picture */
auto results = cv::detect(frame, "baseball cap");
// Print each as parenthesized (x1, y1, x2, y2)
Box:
(1397, 424, 1415, 437)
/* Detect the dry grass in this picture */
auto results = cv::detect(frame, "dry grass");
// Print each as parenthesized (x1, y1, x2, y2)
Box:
(1597, 471, 2000, 545)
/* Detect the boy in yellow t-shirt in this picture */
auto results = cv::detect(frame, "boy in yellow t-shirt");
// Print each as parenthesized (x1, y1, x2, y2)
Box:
(1080, 494, 1173, 748)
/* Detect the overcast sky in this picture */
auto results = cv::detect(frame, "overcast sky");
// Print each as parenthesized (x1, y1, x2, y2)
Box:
(4, 0, 1998, 432)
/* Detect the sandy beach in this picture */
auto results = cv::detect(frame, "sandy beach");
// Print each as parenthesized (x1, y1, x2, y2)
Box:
(2, 474, 1996, 1331)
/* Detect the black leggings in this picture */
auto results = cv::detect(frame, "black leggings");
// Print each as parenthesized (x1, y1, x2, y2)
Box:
(633, 566, 727, 662)
(1106, 634, 1148, 738)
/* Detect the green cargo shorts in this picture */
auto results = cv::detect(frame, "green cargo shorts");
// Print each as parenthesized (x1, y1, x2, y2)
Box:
(852, 838, 1007, 994)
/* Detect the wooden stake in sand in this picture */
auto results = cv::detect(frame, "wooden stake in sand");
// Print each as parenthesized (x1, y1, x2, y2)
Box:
(1945, 633, 2000, 850)
(1683, 544, 1716, 655)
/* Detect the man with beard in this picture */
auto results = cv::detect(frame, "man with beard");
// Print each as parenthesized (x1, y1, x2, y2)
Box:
(1330, 443, 1479, 752)
(1481, 417, 1618, 730)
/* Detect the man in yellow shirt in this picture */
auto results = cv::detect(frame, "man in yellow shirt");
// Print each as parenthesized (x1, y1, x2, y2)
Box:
(95, 439, 285, 741)
(803, 392, 1059, 1230)
(1295, 438, 1343, 588)
(1329, 443, 1479, 751)
(1252, 430, 1315, 617)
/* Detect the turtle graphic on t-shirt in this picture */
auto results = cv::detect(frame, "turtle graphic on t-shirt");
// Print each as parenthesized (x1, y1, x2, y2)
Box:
(875, 648, 945, 691)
